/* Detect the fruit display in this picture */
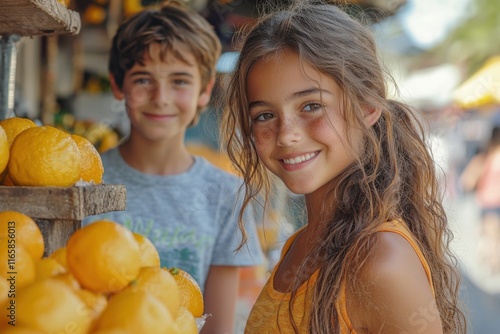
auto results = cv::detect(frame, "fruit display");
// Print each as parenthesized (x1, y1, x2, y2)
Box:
(0, 211, 205, 333)
(0, 117, 104, 187)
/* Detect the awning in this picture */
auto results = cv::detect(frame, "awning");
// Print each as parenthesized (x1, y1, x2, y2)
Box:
(453, 56, 500, 109)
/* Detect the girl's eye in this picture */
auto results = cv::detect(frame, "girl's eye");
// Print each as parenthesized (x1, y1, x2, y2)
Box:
(254, 112, 274, 122)
(303, 103, 322, 112)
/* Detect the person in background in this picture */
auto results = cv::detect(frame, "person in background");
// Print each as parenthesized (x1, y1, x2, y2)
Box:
(460, 125, 500, 274)
(83, 1, 264, 332)
(221, 1, 467, 333)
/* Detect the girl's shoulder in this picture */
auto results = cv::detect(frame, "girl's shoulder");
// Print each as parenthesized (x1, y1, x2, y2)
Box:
(347, 220, 440, 333)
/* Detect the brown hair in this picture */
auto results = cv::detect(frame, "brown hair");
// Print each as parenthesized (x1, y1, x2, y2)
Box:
(108, 0, 221, 124)
(221, 1, 466, 333)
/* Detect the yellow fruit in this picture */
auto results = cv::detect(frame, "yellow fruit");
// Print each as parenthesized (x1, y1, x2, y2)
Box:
(15, 279, 91, 333)
(1, 327, 44, 334)
(95, 289, 180, 334)
(0, 238, 35, 289)
(98, 130, 120, 153)
(0, 117, 37, 148)
(66, 220, 141, 294)
(125, 266, 180, 318)
(8, 126, 81, 187)
(49, 246, 68, 269)
(72, 134, 104, 184)
(75, 288, 108, 331)
(52, 272, 81, 290)
(0, 277, 8, 305)
(0, 126, 8, 176)
(83, 4, 107, 25)
(169, 267, 204, 317)
(175, 306, 198, 334)
(133, 232, 160, 267)
(34, 257, 66, 280)
(0, 211, 44, 260)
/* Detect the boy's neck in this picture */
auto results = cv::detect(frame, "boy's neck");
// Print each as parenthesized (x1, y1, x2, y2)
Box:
(118, 138, 194, 175)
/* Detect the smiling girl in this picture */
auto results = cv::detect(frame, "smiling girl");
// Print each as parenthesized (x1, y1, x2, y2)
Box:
(221, 1, 467, 333)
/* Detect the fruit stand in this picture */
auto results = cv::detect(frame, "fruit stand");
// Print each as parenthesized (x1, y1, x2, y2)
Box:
(0, 184, 126, 256)
(0, 0, 126, 257)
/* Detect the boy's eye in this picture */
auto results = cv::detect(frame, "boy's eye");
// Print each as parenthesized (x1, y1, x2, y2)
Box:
(254, 112, 274, 122)
(173, 79, 189, 86)
(303, 103, 322, 112)
(134, 78, 152, 86)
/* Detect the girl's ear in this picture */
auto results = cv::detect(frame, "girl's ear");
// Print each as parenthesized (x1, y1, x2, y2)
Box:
(363, 107, 382, 127)
(198, 77, 216, 108)
(109, 74, 125, 100)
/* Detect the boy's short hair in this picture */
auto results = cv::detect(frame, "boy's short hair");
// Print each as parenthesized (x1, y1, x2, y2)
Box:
(109, 0, 221, 94)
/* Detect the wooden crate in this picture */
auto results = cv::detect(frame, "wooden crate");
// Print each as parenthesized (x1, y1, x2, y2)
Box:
(0, 0, 81, 36)
(0, 184, 126, 256)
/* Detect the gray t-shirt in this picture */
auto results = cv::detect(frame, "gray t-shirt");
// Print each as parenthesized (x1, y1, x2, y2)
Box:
(83, 148, 264, 290)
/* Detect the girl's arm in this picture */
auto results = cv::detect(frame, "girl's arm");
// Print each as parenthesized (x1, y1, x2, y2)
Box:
(201, 265, 240, 334)
(349, 232, 443, 334)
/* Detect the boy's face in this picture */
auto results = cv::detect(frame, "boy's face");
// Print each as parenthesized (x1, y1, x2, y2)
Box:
(111, 43, 212, 144)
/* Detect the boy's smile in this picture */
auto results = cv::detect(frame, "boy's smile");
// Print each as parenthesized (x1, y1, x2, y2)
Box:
(246, 51, 363, 195)
(111, 43, 211, 145)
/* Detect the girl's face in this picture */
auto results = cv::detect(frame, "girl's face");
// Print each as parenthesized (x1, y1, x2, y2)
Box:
(246, 51, 363, 195)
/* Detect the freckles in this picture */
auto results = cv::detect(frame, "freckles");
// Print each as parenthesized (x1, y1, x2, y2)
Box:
(253, 128, 275, 145)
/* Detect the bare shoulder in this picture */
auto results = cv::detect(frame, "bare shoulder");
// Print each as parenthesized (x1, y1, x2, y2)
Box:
(348, 231, 443, 334)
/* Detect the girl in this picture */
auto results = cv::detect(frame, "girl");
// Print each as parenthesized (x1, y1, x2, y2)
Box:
(221, 1, 466, 333)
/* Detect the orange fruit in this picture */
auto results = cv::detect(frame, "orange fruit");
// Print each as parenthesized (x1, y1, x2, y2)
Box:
(72, 134, 104, 184)
(0, 238, 36, 289)
(34, 257, 66, 280)
(49, 246, 68, 269)
(0, 117, 37, 148)
(1, 328, 44, 334)
(133, 232, 160, 267)
(52, 271, 81, 290)
(0, 277, 8, 305)
(14, 279, 91, 333)
(0, 211, 45, 260)
(125, 266, 180, 318)
(66, 220, 141, 294)
(175, 306, 198, 334)
(0, 125, 8, 176)
(94, 288, 180, 334)
(169, 267, 204, 317)
(75, 288, 108, 330)
(8, 126, 81, 187)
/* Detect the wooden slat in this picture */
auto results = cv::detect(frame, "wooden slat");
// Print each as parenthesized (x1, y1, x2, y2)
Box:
(0, 0, 81, 36)
(0, 184, 126, 220)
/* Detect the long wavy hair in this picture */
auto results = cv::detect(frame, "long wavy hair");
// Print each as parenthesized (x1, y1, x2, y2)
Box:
(220, 1, 466, 333)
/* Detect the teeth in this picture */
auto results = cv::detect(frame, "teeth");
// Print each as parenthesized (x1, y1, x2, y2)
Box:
(283, 153, 316, 165)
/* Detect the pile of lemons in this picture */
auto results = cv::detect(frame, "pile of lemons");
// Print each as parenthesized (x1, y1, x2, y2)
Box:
(0, 117, 103, 187)
(0, 210, 204, 333)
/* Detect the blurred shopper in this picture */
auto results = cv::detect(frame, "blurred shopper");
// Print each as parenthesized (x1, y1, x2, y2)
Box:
(460, 126, 500, 274)
(83, 1, 264, 332)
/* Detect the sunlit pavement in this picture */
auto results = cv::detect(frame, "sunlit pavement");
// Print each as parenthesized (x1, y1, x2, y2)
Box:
(446, 193, 500, 333)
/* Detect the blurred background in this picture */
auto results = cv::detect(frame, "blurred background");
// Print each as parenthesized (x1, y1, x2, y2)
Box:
(2, 0, 500, 332)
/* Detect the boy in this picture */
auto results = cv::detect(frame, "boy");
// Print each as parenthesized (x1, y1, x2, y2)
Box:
(83, 1, 264, 332)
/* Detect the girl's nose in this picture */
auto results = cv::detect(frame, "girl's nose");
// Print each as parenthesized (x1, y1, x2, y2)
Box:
(276, 117, 301, 147)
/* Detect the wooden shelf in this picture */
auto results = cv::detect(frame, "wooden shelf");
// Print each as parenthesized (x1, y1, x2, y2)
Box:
(0, 184, 126, 255)
(0, 0, 81, 36)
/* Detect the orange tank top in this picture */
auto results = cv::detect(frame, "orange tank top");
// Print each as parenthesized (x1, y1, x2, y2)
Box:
(244, 220, 435, 333)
